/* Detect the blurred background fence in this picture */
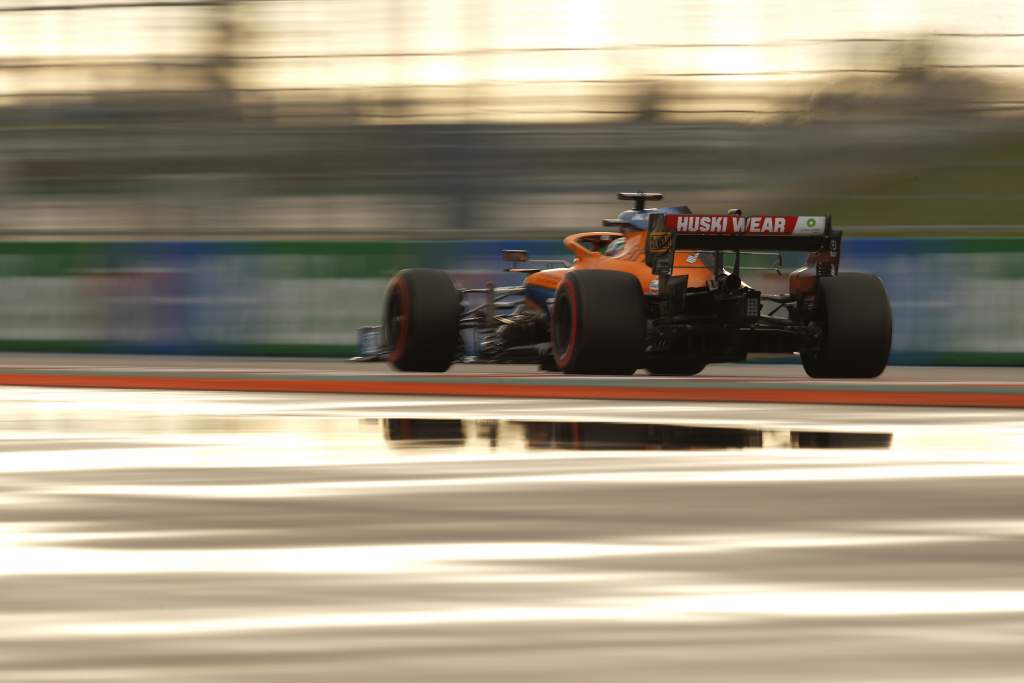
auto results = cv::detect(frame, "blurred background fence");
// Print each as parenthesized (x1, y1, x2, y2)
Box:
(2, 0, 1024, 240)
(0, 0, 1022, 362)
(1, 237, 1023, 365)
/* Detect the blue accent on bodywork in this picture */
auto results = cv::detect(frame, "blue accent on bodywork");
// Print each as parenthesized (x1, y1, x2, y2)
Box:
(525, 283, 555, 308)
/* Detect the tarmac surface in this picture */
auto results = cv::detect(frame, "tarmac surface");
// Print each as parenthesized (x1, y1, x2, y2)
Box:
(1, 354, 1023, 408)
(2, 356, 1024, 681)
(0, 352, 1020, 381)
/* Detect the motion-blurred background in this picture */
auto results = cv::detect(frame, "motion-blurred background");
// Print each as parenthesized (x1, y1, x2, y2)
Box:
(0, 0, 1022, 362)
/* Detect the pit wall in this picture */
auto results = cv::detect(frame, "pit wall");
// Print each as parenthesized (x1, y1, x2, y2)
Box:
(0, 238, 1019, 365)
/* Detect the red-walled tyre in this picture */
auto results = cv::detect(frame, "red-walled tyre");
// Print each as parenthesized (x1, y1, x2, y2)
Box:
(801, 273, 892, 379)
(383, 268, 461, 372)
(551, 270, 646, 375)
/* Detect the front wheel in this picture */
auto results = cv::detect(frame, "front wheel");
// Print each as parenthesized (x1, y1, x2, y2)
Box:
(383, 268, 461, 372)
(551, 270, 646, 375)
(800, 273, 892, 379)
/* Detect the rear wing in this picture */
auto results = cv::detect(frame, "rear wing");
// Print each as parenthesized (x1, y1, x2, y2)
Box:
(645, 212, 841, 276)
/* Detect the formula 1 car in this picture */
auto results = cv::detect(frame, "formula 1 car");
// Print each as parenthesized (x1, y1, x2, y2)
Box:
(380, 192, 892, 377)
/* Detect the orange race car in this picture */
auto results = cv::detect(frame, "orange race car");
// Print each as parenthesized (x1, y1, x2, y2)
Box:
(381, 192, 892, 377)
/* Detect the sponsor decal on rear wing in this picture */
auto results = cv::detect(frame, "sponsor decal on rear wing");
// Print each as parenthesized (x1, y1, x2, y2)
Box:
(669, 215, 827, 236)
(647, 213, 832, 255)
(645, 212, 838, 275)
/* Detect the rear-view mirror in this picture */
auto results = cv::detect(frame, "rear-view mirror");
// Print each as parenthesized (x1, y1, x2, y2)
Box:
(502, 249, 529, 263)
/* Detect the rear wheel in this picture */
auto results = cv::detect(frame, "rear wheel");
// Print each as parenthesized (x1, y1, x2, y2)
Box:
(384, 268, 461, 372)
(551, 270, 646, 375)
(645, 356, 706, 376)
(800, 273, 892, 378)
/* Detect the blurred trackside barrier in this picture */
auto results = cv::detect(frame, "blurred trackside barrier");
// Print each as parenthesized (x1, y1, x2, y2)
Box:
(0, 240, 553, 357)
(0, 238, 1021, 366)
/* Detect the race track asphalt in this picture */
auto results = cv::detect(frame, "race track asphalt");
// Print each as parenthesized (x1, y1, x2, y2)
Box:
(1, 354, 1023, 681)
(1, 354, 1023, 408)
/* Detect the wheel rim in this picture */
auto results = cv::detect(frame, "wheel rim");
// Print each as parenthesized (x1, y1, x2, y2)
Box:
(386, 279, 410, 361)
(804, 292, 829, 369)
(552, 280, 578, 368)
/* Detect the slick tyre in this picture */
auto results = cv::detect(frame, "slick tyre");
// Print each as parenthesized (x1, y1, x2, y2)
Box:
(800, 273, 892, 379)
(645, 357, 706, 376)
(551, 270, 646, 375)
(384, 268, 461, 372)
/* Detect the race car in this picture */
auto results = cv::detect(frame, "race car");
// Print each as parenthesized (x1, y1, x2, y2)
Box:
(379, 192, 892, 377)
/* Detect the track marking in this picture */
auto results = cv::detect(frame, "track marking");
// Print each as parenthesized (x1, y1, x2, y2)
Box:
(2, 371, 1024, 409)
